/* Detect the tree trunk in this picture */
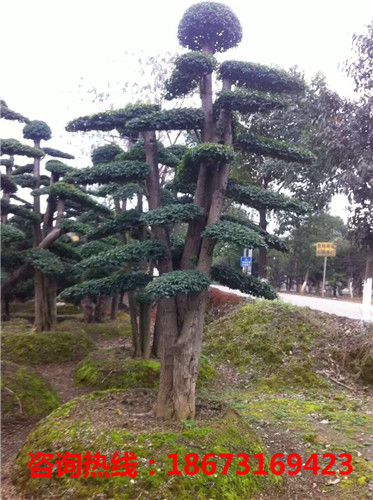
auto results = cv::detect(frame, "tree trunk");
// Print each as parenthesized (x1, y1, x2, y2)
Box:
(258, 208, 268, 280)
(94, 296, 111, 322)
(81, 298, 95, 323)
(128, 291, 142, 358)
(152, 309, 161, 358)
(33, 271, 57, 331)
(300, 268, 309, 294)
(154, 66, 232, 420)
(139, 302, 152, 359)
(1, 156, 14, 224)
(172, 291, 207, 419)
(110, 294, 119, 320)
(2, 296, 11, 321)
(362, 241, 373, 322)
(153, 297, 179, 418)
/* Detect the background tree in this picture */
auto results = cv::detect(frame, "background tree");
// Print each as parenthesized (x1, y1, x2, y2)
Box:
(328, 20, 373, 318)
(230, 72, 343, 279)
(1, 106, 113, 330)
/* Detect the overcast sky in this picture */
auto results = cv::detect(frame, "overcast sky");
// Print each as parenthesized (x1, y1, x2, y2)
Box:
(1, 0, 372, 218)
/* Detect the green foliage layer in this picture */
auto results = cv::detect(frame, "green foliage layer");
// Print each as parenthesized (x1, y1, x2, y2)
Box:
(0, 100, 29, 123)
(66, 104, 160, 132)
(42, 147, 74, 159)
(70, 161, 149, 185)
(88, 210, 141, 239)
(146, 270, 210, 299)
(1, 199, 38, 220)
(1, 139, 44, 158)
(211, 264, 277, 300)
(94, 182, 141, 200)
(0, 224, 25, 243)
(126, 108, 204, 132)
(235, 134, 315, 164)
(215, 89, 285, 114)
(165, 52, 218, 100)
(1, 361, 60, 418)
(25, 248, 64, 275)
(45, 160, 74, 176)
(221, 215, 289, 252)
(202, 220, 266, 248)
(226, 180, 308, 213)
(178, 2, 243, 53)
(23, 120, 51, 142)
(80, 241, 167, 269)
(91, 144, 123, 165)
(219, 61, 305, 93)
(60, 272, 152, 302)
(142, 204, 203, 226)
(177, 143, 235, 183)
(1, 173, 17, 193)
(12, 164, 33, 175)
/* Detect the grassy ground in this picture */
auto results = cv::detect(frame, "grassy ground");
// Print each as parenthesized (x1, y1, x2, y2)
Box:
(2, 299, 373, 499)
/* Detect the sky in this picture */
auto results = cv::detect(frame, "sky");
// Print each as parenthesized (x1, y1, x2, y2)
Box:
(1, 0, 373, 219)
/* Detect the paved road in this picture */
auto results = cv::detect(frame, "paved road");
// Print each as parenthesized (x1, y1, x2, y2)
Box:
(278, 293, 371, 321)
(211, 285, 372, 321)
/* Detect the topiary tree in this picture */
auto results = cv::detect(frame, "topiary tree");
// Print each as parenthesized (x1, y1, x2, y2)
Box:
(1, 107, 114, 330)
(60, 128, 187, 357)
(63, 2, 312, 420)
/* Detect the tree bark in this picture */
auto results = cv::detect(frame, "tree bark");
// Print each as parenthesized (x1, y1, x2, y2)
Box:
(154, 64, 233, 420)
(139, 302, 152, 359)
(94, 295, 111, 322)
(362, 241, 373, 322)
(151, 309, 161, 358)
(2, 296, 11, 321)
(110, 294, 119, 320)
(258, 208, 268, 280)
(81, 298, 95, 323)
(33, 271, 57, 331)
(1, 156, 14, 224)
(128, 291, 142, 358)
(300, 268, 309, 294)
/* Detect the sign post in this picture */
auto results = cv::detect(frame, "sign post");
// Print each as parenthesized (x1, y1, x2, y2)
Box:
(316, 242, 336, 297)
(241, 249, 252, 275)
(322, 256, 327, 298)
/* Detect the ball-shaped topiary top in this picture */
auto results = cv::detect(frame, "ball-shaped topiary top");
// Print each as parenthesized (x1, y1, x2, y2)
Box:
(23, 120, 52, 142)
(91, 144, 123, 165)
(178, 2, 242, 53)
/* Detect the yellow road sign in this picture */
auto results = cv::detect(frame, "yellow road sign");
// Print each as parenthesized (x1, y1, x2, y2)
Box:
(316, 242, 336, 257)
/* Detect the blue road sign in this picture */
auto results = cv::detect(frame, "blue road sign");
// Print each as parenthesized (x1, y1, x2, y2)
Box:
(240, 256, 252, 267)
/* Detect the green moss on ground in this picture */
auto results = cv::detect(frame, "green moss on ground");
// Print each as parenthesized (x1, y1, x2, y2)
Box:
(14, 391, 280, 499)
(1, 318, 32, 334)
(1, 331, 94, 365)
(1, 361, 60, 418)
(204, 300, 328, 390)
(9, 301, 35, 314)
(75, 348, 216, 390)
(82, 316, 132, 339)
(57, 315, 132, 340)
